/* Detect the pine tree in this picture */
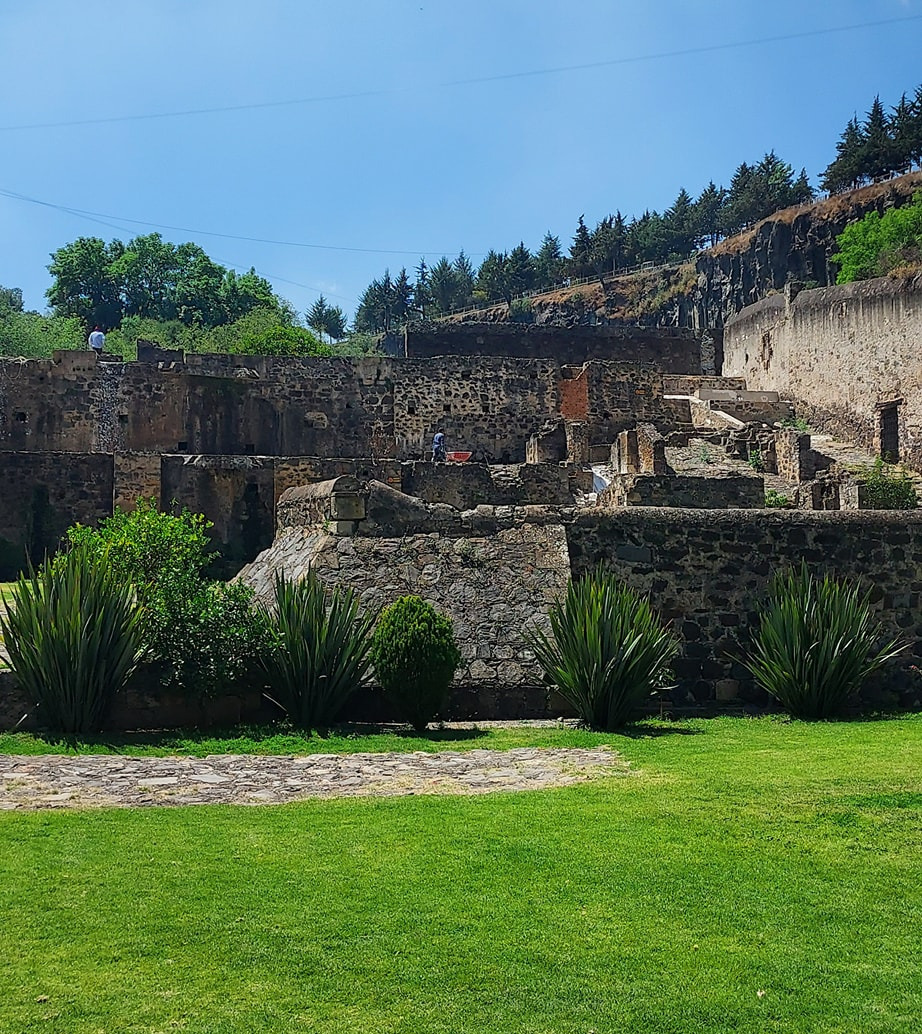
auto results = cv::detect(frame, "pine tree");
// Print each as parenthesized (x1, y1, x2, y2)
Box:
(569, 216, 593, 278)
(392, 267, 413, 324)
(307, 295, 330, 342)
(452, 251, 475, 308)
(429, 257, 458, 314)
(862, 96, 894, 181)
(821, 117, 866, 193)
(891, 93, 916, 173)
(534, 232, 564, 289)
(694, 182, 726, 247)
(505, 242, 535, 296)
(413, 259, 431, 317)
(662, 188, 696, 257)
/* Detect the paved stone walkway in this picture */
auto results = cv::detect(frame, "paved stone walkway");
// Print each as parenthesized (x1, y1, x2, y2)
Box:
(0, 747, 626, 810)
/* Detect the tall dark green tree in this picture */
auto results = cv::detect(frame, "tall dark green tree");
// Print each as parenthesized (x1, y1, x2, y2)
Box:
(505, 242, 536, 296)
(694, 182, 726, 247)
(534, 232, 564, 289)
(821, 117, 867, 193)
(862, 96, 895, 181)
(452, 251, 475, 308)
(429, 257, 459, 314)
(568, 216, 594, 278)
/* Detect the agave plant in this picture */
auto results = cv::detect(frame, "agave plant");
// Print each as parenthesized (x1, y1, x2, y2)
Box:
(0, 545, 147, 734)
(528, 568, 679, 731)
(260, 571, 377, 730)
(742, 562, 905, 719)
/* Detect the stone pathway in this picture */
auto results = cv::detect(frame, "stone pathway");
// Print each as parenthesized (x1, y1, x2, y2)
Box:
(0, 747, 627, 811)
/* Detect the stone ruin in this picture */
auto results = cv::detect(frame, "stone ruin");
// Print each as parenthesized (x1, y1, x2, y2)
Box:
(1, 319, 920, 719)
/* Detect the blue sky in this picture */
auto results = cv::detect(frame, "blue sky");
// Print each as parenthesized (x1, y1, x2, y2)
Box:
(1, 0, 921, 321)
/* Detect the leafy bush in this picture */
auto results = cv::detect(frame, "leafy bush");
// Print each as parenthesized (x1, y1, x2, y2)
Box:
(833, 191, 922, 283)
(854, 458, 918, 509)
(0, 545, 146, 732)
(747, 448, 765, 472)
(528, 569, 679, 731)
(260, 572, 377, 729)
(509, 297, 536, 323)
(741, 563, 904, 719)
(371, 596, 461, 730)
(780, 416, 810, 434)
(61, 500, 268, 696)
(764, 489, 792, 508)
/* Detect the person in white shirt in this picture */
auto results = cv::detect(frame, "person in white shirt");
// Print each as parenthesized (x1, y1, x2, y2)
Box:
(88, 326, 105, 354)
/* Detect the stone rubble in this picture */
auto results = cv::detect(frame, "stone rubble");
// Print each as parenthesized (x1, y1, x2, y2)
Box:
(0, 746, 627, 811)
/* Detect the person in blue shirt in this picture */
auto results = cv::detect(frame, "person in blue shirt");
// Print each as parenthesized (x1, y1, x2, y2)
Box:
(432, 430, 446, 463)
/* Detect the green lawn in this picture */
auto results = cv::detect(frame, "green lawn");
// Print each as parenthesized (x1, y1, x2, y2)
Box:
(1, 716, 921, 1033)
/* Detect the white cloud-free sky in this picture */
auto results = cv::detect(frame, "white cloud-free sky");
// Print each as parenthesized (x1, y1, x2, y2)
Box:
(1, 0, 921, 319)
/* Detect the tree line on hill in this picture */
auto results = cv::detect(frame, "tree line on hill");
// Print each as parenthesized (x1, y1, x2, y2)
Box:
(821, 85, 922, 193)
(353, 152, 813, 331)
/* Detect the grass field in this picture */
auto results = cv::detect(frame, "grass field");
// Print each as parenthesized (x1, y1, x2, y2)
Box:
(1, 716, 921, 1033)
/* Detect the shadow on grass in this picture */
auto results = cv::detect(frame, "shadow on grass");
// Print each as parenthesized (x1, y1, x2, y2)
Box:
(24, 721, 491, 754)
(618, 722, 703, 740)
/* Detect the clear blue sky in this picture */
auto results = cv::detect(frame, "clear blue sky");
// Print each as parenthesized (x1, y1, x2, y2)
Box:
(1, 0, 921, 321)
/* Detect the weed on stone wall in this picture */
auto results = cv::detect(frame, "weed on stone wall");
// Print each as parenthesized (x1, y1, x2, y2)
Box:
(854, 458, 918, 510)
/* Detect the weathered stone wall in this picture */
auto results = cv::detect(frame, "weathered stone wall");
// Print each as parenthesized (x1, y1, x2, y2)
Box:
(600, 472, 764, 509)
(400, 462, 574, 509)
(404, 322, 703, 371)
(569, 509, 922, 703)
(723, 277, 922, 469)
(0, 352, 688, 465)
(237, 521, 573, 718)
(0, 452, 113, 577)
(113, 452, 161, 510)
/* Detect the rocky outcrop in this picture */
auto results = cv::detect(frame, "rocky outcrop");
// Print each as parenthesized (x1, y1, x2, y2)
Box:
(692, 171, 922, 329)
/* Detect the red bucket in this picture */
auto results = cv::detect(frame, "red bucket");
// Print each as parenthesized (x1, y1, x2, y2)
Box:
(446, 451, 472, 462)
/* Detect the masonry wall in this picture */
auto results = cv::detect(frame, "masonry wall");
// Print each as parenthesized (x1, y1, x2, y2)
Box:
(0, 452, 113, 578)
(404, 323, 703, 371)
(723, 277, 922, 469)
(568, 509, 922, 704)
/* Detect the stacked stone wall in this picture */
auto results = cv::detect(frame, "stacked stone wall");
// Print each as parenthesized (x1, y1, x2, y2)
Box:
(404, 323, 702, 370)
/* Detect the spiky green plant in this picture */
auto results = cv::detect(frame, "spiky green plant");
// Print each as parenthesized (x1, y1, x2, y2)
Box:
(371, 596, 461, 731)
(0, 545, 147, 734)
(260, 571, 377, 730)
(742, 563, 905, 718)
(528, 569, 679, 731)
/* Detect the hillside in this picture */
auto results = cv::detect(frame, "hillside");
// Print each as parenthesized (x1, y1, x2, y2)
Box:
(444, 170, 922, 331)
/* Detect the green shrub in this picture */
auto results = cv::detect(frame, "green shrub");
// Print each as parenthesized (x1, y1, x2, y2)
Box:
(509, 297, 535, 323)
(748, 448, 765, 472)
(833, 191, 922, 283)
(371, 596, 461, 730)
(741, 562, 904, 719)
(61, 500, 268, 696)
(528, 569, 679, 731)
(764, 489, 792, 508)
(0, 545, 147, 733)
(260, 572, 377, 730)
(854, 458, 918, 509)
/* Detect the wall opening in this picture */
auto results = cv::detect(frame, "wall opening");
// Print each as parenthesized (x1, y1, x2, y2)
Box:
(878, 403, 900, 462)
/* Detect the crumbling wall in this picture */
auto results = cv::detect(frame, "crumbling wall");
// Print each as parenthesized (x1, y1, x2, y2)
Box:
(600, 472, 764, 509)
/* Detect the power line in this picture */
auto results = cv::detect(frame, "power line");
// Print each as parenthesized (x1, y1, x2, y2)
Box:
(0, 14, 919, 132)
(0, 188, 357, 305)
(0, 186, 466, 260)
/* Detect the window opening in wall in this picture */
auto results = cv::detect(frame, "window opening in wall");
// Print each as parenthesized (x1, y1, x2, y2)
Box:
(443, 403, 451, 413)
(406, 405, 416, 415)
(878, 403, 901, 462)
(177, 441, 189, 451)
(118, 413, 128, 425)
(14, 412, 26, 422)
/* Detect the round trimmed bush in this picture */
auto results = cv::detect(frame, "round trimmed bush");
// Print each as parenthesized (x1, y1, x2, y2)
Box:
(371, 596, 461, 730)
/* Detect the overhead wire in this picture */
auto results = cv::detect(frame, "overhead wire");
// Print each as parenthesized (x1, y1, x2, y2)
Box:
(0, 14, 919, 132)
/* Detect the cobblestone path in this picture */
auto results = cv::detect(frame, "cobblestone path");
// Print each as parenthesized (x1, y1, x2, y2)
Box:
(0, 747, 627, 810)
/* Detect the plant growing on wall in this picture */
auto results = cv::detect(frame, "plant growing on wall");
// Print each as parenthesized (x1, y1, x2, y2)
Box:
(0, 545, 147, 733)
(371, 596, 461, 730)
(260, 571, 377, 730)
(528, 568, 678, 731)
(853, 459, 918, 509)
(740, 562, 904, 719)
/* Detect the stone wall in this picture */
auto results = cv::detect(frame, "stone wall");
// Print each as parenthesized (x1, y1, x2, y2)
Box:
(0, 452, 113, 577)
(723, 277, 922, 469)
(600, 472, 765, 509)
(400, 461, 575, 509)
(404, 322, 703, 371)
(237, 520, 573, 718)
(0, 352, 688, 466)
(569, 509, 922, 703)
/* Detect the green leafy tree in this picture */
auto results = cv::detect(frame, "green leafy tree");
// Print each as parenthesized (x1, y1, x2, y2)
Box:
(476, 250, 512, 304)
(662, 188, 697, 257)
(0, 285, 24, 313)
(47, 236, 123, 329)
(452, 251, 475, 308)
(568, 215, 593, 278)
(392, 267, 414, 324)
(862, 96, 895, 182)
(822, 117, 867, 193)
(833, 190, 922, 282)
(694, 181, 726, 247)
(323, 304, 347, 341)
(307, 295, 332, 341)
(505, 242, 535, 296)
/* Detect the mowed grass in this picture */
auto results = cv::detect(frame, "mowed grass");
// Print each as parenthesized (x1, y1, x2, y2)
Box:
(0, 722, 613, 757)
(1, 716, 921, 1033)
